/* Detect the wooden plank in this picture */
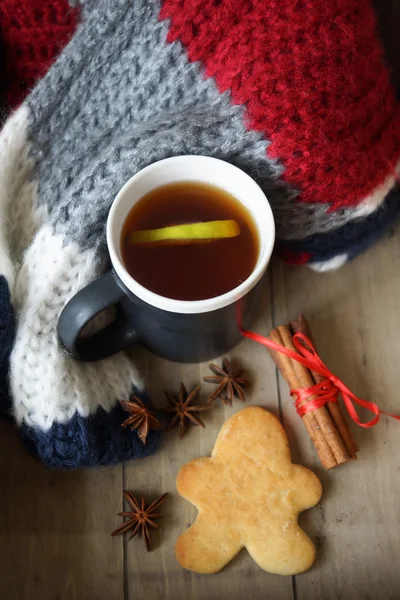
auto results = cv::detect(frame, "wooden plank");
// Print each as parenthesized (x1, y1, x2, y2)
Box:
(123, 349, 201, 600)
(0, 422, 124, 600)
(124, 274, 293, 600)
(271, 228, 400, 600)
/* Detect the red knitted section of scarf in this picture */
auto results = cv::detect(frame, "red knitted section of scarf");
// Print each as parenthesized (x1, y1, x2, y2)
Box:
(0, 0, 78, 109)
(161, 0, 400, 209)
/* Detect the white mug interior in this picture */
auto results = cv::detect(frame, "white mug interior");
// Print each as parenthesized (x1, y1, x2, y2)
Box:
(107, 155, 275, 314)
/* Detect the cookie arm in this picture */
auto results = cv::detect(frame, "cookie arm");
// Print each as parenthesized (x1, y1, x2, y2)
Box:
(290, 465, 323, 511)
(176, 457, 221, 501)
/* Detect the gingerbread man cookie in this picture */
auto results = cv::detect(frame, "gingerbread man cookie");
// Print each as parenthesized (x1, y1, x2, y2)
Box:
(176, 407, 322, 575)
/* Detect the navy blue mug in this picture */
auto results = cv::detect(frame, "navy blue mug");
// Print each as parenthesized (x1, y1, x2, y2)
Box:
(57, 156, 275, 363)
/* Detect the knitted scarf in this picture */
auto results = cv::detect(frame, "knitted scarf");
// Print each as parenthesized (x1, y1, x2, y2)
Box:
(0, 0, 399, 468)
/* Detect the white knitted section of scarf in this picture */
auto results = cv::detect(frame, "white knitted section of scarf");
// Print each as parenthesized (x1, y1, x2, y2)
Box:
(0, 107, 142, 430)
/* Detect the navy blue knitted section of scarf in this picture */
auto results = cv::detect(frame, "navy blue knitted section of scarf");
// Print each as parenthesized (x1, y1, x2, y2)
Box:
(277, 188, 400, 263)
(19, 397, 160, 469)
(0, 275, 161, 468)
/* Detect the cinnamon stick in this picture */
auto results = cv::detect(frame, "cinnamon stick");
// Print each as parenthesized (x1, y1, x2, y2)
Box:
(278, 324, 350, 466)
(290, 315, 358, 458)
(280, 325, 350, 466)
(268, 319, 352, 469)
(270, 328, 338, 469)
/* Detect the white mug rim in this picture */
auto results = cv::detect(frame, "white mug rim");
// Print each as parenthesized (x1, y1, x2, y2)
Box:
(107, 156, 275, 315)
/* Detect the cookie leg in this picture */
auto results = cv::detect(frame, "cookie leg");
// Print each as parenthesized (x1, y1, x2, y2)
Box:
(245, 524, 316, 576)
(175, 514, 242, 574)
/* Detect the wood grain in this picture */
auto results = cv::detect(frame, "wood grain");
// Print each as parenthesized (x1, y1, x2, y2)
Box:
(271, 226, 400, 600)
(124, 274, 292, 600)
(0, 423, 124, 600)
(3, 227, 400, 599)
(2, 233, 400, 599)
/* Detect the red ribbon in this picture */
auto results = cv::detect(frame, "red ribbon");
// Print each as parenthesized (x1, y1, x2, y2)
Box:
(240, 328, 400, 428)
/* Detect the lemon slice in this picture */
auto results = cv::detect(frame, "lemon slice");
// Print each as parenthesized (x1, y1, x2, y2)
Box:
(128, 220, 240, 246)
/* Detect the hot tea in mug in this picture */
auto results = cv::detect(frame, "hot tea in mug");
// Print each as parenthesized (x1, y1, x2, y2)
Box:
(57, 156, 275, 363)
(120, 181, 259, 301)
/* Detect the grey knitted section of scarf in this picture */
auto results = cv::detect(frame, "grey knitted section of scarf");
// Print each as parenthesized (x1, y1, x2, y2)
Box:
(27, 0, 360, 246)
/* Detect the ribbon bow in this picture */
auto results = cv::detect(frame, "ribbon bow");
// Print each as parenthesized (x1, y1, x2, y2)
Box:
(241, 329, 400, 428)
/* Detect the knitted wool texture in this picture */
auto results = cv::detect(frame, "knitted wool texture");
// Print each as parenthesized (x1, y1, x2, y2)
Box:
(0, 0, 78, 109)
(0, 0, 399, 468)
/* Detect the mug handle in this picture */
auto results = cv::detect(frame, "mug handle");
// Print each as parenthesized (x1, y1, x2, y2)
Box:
(57, 271, 139, 361)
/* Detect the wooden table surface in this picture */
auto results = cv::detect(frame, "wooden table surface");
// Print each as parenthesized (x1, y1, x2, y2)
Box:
(2, 230, 400, 600)
(1, 2, 400, 599)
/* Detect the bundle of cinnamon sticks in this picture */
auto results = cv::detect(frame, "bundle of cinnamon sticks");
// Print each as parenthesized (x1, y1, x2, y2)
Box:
(268, 316, 358, 469)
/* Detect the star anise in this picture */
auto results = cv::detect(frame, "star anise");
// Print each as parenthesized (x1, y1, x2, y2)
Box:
(204, 358, 249, 406)
(162, 383, 210, 439)
(120, 396, 161, 444)
(111, 491, 167, 552)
